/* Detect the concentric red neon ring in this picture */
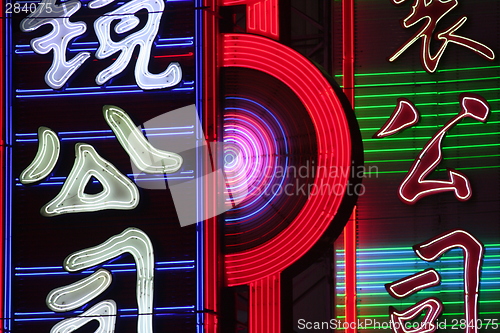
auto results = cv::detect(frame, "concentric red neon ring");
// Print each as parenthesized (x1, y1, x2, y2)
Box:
(222, 33, 353, 286)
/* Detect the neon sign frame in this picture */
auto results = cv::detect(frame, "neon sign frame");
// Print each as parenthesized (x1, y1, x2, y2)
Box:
(3, 0, 205, 330)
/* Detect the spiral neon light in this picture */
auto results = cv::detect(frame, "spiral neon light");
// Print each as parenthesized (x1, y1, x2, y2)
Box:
(222, 34, 354, 286)
(223, 97, 289, 223)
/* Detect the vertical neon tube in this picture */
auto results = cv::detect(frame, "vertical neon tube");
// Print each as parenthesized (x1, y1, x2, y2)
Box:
(342, 0, 357, 330)
(218, 1, 282, 329)
(343, 210, 357, 333)
(2, 6, 13, 333)
(203, 0, 220, 332)
(0, 2, 4, 330)
(249, 274, 280, 333)
(195, 0, 205, 331)
(219, 0, 279, 40)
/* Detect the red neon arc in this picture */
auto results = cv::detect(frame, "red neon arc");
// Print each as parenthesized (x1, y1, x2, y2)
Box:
(414, 230, 484, 333)
(374, 99, 420, 138)
(386, 268, 441, 299)
(390, 298, 443, 333)
(389, 0, 495, 73)
(222, 33, 352, 285)
(399, 93, 490, 204)
(219, 0, 279, 40)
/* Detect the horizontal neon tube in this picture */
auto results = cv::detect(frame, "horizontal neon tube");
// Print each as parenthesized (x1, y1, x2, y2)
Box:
(338, 270, 500, 279)
(14, 306, 197, 321)
(350, 282, 500, 291)
(365, 153, 500, 164)
(17, 132, 194, 142)
(16, 83, 194, 94)
(15, 174, 195, 186)
(16, 126, 195, 137)
(16, 132, 194, 142)
(352, 287, 500, 295)
(345, 253, 494, 262)
(365, 142, 500, 154)
(356, 87, 500, 99)
(15, 261, 195, 276)
(15, 306, 195, 316)
(362, 165, 500, 176)
(336, 245, 500, 253)
(334, 65, 500, 79)
(336, 299, 500, 309)
(364, 130, 500, 143)
(16, 266, 195, 276)
(352, 266, 500, 275)
(354, 76, 500, 88)
(337, 276, 500, 287)
(16, 260, 195, 269)
(357, 109, 500, 121)
(357, 99, 500, 112)
(16, 87, 194, 98)
(343, 260, 500, 267)
(16, 37, 194, 54)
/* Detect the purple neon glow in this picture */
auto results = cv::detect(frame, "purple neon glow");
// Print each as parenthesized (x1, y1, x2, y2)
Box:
(223, 97, 289, 224)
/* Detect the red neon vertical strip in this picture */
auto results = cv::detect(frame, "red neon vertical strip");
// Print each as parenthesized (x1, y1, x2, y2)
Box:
(0, 2, 5, 331)
(342, 0, 354, 105)
(219, 0, 279, 40)
(343, 210, 357, 333)
(249, 274, 280, 333)
(204, 0, 221, 332)
(342, 0, 356, 330)
(217, 1, 280, 330)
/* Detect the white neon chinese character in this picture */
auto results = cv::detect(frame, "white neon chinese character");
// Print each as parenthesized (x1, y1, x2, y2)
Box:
(48, 228, 154, 333)
(41, 143, 140, 217)
(20, 127, 60, 184)
(20, 0, 90, 89)
(90, 0, 182, 89)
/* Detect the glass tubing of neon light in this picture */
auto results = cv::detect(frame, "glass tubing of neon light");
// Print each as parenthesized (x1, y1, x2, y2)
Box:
(333, 246, 500, 316)
(4, 6, 14, 332)
(7, 12, 203, 333)
(223, 98, 289, 222)
(194, 0, 204, 331)
(14, 127, 196, 187)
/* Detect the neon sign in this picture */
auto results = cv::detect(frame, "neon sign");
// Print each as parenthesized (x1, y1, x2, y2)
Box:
(50, 300, 117, 333)
(206, 0, 361, 331)
(374, 99, 420, 139)
(57, 228, 154, 333)
(7, 0, 200, 330)
(389, 0, 495, 73)
(46, 268, 113, 312)
(386, 230, 485, 333)
(41, 143, 140, 217)
(375, 93, 490, 204)
(104, 105, 183, 174)
(19, 127, 60, 184)
(20, 105, 190, 217)
(20, 0, 182, 89)
(20, 0, 90, 89)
